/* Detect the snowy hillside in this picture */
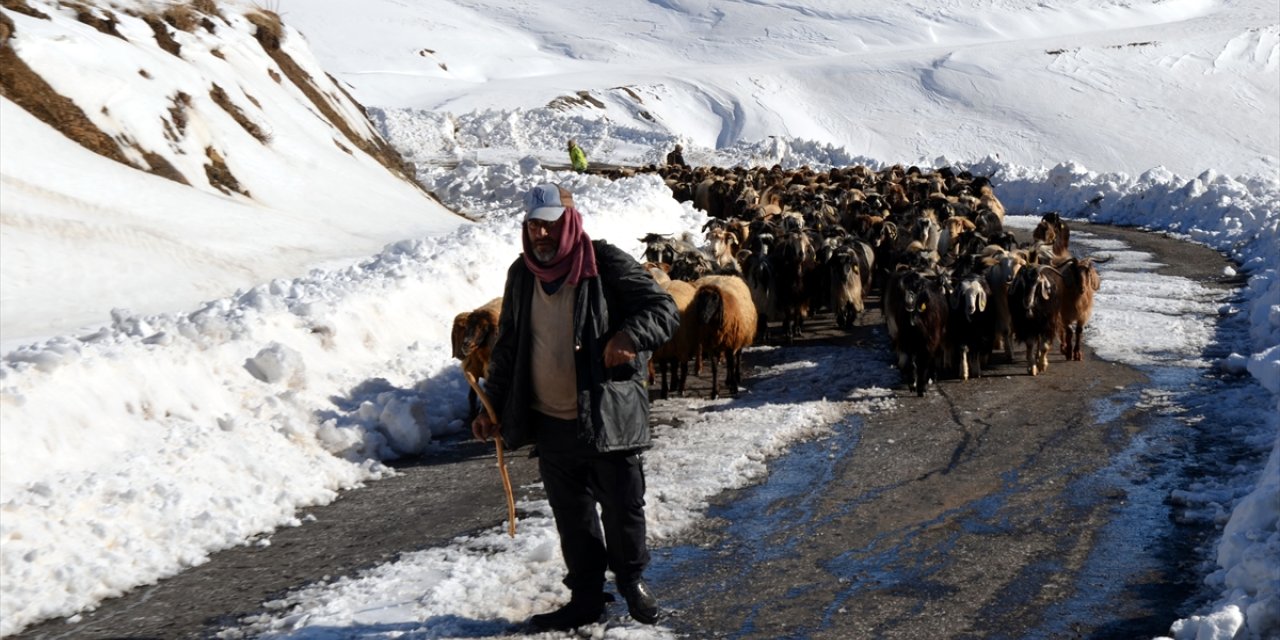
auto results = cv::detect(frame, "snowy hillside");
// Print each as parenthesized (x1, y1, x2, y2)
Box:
(1, 0, 1277, 638)
(290, 0, 1279, 178)
(0, 0, 464, 347)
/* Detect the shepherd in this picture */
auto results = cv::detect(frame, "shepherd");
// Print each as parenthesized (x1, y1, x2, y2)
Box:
(665, 143, 686, 167)
(567, 139, 588, 173)
(472, 183, 678, 630)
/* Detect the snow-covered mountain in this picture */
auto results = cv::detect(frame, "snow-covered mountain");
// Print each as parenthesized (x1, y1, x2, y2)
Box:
(0, 0, 464, 346)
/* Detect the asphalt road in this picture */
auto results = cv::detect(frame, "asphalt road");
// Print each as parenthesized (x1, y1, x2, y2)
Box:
(656, 222, 1242, 639)
(10, 222, 1242, 640)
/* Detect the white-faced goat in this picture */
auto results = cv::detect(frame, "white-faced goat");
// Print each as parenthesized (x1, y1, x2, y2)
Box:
(949, 273, 994, 381)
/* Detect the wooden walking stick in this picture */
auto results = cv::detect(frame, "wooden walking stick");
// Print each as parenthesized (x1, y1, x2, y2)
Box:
(464, 371, 517, 537)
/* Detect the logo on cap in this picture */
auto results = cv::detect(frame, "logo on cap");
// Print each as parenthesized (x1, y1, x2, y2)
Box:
(524, 184, 568, 222)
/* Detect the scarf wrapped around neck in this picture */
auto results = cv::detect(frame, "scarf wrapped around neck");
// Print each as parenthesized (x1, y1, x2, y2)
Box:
(522, 206, 598, 287)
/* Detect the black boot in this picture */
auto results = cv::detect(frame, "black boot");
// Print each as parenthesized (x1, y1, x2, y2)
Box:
(618, 580, 660, 624)
(529, 592, 610, 630)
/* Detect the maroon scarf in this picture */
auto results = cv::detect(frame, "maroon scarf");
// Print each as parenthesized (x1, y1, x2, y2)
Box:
(522, 206, 598, 286)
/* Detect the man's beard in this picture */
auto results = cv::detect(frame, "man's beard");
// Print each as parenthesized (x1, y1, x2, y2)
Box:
(532, 246, 557, 263)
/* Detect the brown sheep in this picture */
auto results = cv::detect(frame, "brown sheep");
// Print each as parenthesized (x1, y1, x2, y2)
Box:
(691, 274, 757, 399)
(1056, 258, 1101, 361)
(644, 261, 672, 286)
(653, 279, 698, 398)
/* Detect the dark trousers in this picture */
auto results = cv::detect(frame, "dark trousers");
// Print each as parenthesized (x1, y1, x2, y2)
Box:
(533, 412, 650, 594)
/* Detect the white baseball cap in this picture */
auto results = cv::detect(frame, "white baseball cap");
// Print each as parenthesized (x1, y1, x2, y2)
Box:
(523, 183, 573, 222)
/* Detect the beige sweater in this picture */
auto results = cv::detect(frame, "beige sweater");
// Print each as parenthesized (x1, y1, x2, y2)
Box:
(529, 283, 578, 420)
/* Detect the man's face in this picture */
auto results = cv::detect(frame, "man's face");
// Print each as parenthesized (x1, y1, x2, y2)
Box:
(527, 216, 564, 263)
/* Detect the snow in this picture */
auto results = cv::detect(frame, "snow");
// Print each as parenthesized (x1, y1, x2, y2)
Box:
(0, 0, 1276, 638)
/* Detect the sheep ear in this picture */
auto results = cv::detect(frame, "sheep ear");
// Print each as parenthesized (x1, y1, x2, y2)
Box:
(1038, 274, 1052, 299)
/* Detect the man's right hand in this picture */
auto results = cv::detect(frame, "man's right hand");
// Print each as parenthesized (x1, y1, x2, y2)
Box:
(472, 412, 500, 442)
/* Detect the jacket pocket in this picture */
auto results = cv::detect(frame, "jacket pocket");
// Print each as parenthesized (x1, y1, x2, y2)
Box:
(597, 379, 651, 451)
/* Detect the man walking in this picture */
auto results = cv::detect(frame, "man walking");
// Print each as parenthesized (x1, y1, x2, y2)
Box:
(472, 183, 678, 630)
(568, 139, 588, 173)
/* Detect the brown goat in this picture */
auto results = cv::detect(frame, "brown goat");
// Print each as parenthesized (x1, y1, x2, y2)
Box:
(691, 275, 757, 399)
(450, 311, 470, 361)
(1056, 258, 1101, 361)
(1009, 264, 1064, 376)
(981, 248, 1026, 363)
(978, 184, 1005, 221)
(1033, 211, 1070, 260)
(454, 297, 502, 419)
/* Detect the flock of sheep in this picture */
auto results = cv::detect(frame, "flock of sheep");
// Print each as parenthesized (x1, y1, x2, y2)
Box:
(451, 160, 1102, 415)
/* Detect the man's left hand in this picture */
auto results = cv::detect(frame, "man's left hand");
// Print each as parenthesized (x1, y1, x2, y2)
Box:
(603, 331, 637, 367)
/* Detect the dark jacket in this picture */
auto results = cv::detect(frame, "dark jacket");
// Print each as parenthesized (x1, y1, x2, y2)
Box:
(485, 240, 679, 452)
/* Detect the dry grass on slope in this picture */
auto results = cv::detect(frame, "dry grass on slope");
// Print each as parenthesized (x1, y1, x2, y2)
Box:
(210, 84, 270, 144)
(2, 1, 431, 202)
(0, 3, 216, 188)
(0, 10, 135, 168)
(245, 8, 425, 191)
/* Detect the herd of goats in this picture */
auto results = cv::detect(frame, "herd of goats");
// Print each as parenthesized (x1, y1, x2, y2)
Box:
(453, 161, 1102, 414)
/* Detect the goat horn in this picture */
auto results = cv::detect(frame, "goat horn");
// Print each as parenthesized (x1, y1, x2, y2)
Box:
(464, 370, 517, 538)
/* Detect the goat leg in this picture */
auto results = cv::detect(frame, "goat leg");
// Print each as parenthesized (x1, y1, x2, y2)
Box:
(710, 352, 721, 400)
(467, 388, 479, 423)
(915, 355, 928, 397)
(729, 350, 741, 394)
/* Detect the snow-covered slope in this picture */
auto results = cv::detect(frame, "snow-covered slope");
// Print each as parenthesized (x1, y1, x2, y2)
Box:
(0, 0, 464, 347)
(290, 0, 1279, 179)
